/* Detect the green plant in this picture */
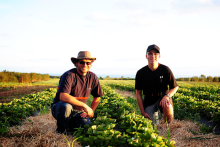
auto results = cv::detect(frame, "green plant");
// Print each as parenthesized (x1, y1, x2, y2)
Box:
(71, 126, 84, 137)
(163, 121, 171, 142)
(190, 129, 199, 135)
(27, 119, 33, 125)
(63, 134, 83, 147)
(39, 105, 50, 116)
(200, 124, 213, 134)
(0, 117, 9, 137)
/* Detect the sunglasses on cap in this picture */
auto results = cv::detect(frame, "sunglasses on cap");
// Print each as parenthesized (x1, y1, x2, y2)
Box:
(79, 61, 92, 65)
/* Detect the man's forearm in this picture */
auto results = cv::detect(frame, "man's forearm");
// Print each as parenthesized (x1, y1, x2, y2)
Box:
(60, 93, 87, 108)
(90, 97, 100, 112)
(167, 86, 179, 97)
(60, 93, 94, 117)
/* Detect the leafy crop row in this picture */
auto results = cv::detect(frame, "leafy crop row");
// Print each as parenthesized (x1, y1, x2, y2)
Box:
(173, 92, 220, 121)
(105, 83, 220, 123)
(107, 83, 135, 92)
(1, 84, 175, 146)
(76, 85, 175, 147)
(171, 84, 220, 121)
(0, 88, 56, 136)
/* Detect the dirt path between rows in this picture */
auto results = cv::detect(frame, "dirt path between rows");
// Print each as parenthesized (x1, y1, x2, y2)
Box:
(0, 89, 220, 147)
(115, 89, 136, 98)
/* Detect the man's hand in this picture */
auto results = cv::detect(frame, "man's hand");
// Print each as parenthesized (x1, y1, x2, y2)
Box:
(142, 112, 151, 120)
(80, 112, 88, 118)
(82, 105, 94, 118)
(159, 95, 170, 108)
(160, 87, 178, 108)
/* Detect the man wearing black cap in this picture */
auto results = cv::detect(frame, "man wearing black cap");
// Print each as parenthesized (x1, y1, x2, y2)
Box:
(135, 44, 178, 124)
(51, 51, 103, 134)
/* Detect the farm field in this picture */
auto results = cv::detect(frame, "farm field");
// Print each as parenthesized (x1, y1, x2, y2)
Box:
(0, 80, 220, 146)
(33, 78, 60, 86)
(100, 80, 135, 85)
(107, 82, 220, 127)
(0, 78, 59, 87)
(1, 85, 175, 146)
(0, 78, 59, 103)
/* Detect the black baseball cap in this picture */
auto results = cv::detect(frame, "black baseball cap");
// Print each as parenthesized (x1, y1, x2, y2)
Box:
(146, 44, 160, 54)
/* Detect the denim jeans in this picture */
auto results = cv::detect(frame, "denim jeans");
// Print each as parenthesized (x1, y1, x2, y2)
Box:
(51, 101, 91, 134)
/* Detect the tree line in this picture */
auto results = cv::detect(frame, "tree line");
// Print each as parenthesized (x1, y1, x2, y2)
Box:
(0, 70, 50, 83)
(176, 74, 220, 82)
(100, 75, 220, 82)
(99, 76, 135, 80)
(50, 76, 61, 79)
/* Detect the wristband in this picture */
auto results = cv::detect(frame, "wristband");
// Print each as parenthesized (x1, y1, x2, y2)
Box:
(166, 94, 171, 99)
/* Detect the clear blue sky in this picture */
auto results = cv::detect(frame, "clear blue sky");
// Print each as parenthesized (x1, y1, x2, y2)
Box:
(1, 0, 220, 78)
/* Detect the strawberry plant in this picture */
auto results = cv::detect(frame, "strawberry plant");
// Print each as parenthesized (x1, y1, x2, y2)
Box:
(76, 85, 176, 147)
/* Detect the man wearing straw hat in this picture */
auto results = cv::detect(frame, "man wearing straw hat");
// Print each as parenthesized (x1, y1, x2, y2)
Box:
(135, 44, 178, 124)
(51, 51, 103, 134)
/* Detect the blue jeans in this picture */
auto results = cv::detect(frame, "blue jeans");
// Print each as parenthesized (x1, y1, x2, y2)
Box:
(51, 101, 91, 134)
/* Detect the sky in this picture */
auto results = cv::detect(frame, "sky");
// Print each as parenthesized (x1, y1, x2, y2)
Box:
(1, 0, 220, 78)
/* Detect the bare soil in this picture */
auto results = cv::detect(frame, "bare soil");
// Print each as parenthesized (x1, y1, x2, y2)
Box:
(115, 89, 136, 98)
(0, 112, 81, 147)
(0, 85, 57, 103)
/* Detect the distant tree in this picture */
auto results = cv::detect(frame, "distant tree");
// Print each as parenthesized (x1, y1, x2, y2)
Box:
(9, 73, 18, 82)
(201, 74, 206, 78)
(192, 76, 199, 82)
(41, 74, 48, 81)
(121, 76, 124, 80)
(187, 77, 191, 82)
(37, 74, 42, 81)
(213, 77, 219, 82)
(200, 74, 206, 82)
(0, 71, 51, 83)
(102, 75, 109, 80)
(18, 73, 29, 83)
(207, 76, 213, 82)
(50, 76, 61, 79)
(0, 72, 7, 82)
(180, 78, 184, 81)
(30, 73, 38, 82)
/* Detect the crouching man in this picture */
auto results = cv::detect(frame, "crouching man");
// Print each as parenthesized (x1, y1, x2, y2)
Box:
(51, 51, 103, 134)
(135, 44, 178, 124)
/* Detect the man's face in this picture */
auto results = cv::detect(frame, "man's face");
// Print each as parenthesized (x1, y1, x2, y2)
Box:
(146, 49, 160, 65)
(76, 59, 93, 75)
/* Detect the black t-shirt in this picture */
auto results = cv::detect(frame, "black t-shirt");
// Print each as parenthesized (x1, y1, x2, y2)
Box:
(52, 68, 103, 105)
(135, 64, 178, 107)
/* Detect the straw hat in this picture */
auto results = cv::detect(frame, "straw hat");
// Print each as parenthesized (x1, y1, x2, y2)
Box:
(71, 51, 96, 64)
